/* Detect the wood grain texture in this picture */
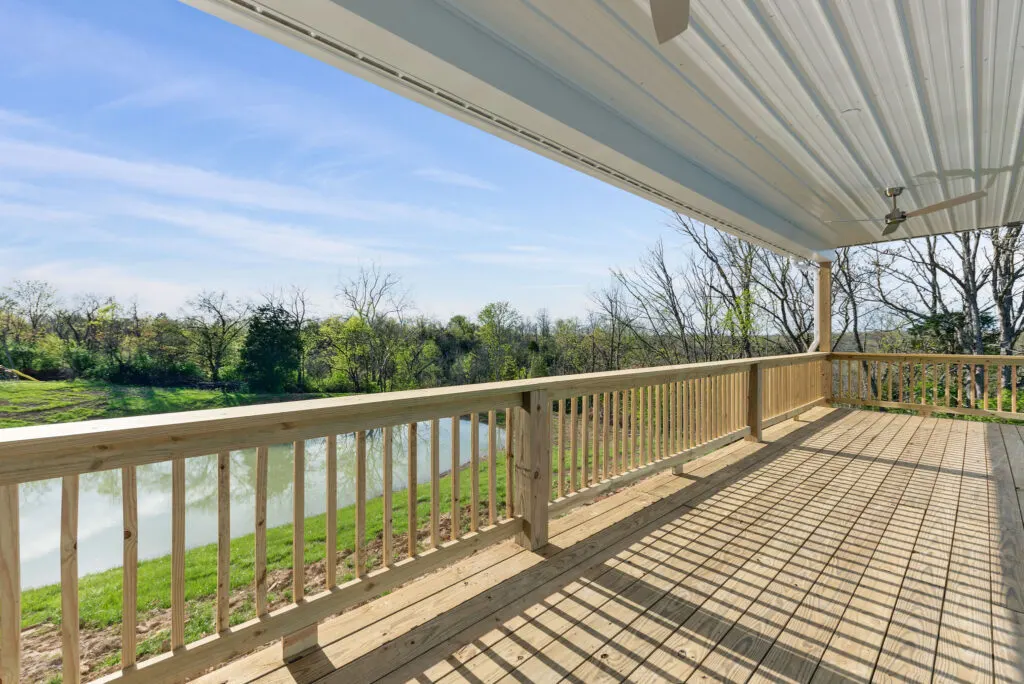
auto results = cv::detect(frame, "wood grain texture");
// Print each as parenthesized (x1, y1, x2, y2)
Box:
(407, 422, 418, 558)
(470, 413, 479, 531)
(171, 457, 186, 650)
(61, 475, 80, 684)
(325, 434, 337, 585)
(216, 451, 230, 631)
(431, 419, 440, 547)
(0, 484, 18, 684)
(292, 440, 305, 601)
(450, 416, 460, 541)
(254, 446, 269, 616)
(487, 412, 496, 526)
(354, 430, 366, 577)
(382, 426, 393, 563)
(120, 466, 138, 667)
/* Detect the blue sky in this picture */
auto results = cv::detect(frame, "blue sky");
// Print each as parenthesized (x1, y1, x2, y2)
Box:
(0, 0, 674, 319)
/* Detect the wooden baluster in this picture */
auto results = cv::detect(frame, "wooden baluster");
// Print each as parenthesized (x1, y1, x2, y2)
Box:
(998, 365, 1005, 413)
(430, 419, 441, 547)
(451, 416, 460, 541)
(1007, 366, 1015, 413)
(598, 393, 606, 479)
(0, 484, 19, 684)
(171, 457, 186, 650)
(946, 366, 954, 409)
(661, 383, 669, 457)
(581, 395, 590, 486)
(898, 362, 904, 402)
(293, 441, 305, 602)
(255, 446, 268, 616)
(591, 393, 600, 483)
(470, 413, 480, 531)
(931, 363, 938, 405)
(647, 384, 655, 462)
(630, 388, 637, 468)
(653, 385, 661, 461)
(505, 409, 514, 518)
(487, 413, 497, 525)
(121, 467, 137, 667)
(556, 402, 565, 497)
(569, 398, 578, 492)
(61, 474, 80, 684)
(630, 387, 638, 466)
(978, 366, 987, 409)
(612, 390, 620, 474)
(217, 451, 231, 628)
(637, 387, 645, 464)
(408, 423, 418, 557)
(354, 431, 367, 576)
(383, 427, 394, 564)
(921, 360, 929, 409)
(326, 436, 337, 586)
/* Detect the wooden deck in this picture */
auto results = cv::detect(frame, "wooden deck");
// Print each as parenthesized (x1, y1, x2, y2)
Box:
(200, 407, 1024, 683)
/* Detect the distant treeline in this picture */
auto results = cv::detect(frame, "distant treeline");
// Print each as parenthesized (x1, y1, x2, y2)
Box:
(3, 217, 1021, 393)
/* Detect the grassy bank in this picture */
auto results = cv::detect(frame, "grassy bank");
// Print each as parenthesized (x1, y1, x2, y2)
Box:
(20, 455, 514, 639)
(0, 380, 339, 429)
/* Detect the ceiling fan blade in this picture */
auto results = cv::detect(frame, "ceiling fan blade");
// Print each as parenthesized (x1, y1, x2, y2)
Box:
(905, 190, 986, 218)
(650, 0, 690, 44)
(881, 221, 903, 237)
(824, 218, 882, 224)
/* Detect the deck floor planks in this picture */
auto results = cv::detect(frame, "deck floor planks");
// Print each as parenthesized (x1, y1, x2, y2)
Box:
(810, 416, 954, 683)
(933, 421, 995, 682)
(871, 420, 966, 681)
(493, 412, 887, 683)
(503, 413, 889, 683)
(691, 415, 930, 682)
(421, 411, 873, 684)
(748, 416, 938, 684)
(197, 408, 1024, 684)
(619, 414, 910, 683)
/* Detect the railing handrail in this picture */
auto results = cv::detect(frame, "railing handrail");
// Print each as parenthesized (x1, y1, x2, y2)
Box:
(831, 351, 1023, 362)
(0, 352, 826, 486)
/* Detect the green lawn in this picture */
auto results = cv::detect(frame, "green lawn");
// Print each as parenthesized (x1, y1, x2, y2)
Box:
(20, 455, 514, 640)
(0, 380, 338, 428)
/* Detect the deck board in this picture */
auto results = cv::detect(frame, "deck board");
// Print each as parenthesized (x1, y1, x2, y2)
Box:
(199, 408, 1024, 684)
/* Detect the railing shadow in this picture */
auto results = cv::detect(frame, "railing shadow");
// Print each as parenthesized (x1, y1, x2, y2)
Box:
(322, 409, 860, 681)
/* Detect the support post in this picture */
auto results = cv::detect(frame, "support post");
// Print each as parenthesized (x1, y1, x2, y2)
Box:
(516, 390, 551, 550)
(817, 261, 833, 401)
(0, 484, 19, 684)
(746, 362, 763, 442)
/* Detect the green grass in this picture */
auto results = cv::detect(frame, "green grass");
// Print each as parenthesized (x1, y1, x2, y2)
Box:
(20, 454, 516, 638)
(0, 380, 339, 428)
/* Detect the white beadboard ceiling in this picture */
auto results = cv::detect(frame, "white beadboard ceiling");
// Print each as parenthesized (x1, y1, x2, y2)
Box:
(185, 0, 1024, 260)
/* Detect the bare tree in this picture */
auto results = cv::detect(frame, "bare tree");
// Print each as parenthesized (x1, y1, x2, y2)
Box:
(7, 280, 57, 338)
(988, 225, 1024, 387)
(337, 264, 411, 391)
(182, 291, 248, 382)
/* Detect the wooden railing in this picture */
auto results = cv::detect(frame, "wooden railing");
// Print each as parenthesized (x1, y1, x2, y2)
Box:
(0, 353, 826, 684)
(831, 352, 1024, 420)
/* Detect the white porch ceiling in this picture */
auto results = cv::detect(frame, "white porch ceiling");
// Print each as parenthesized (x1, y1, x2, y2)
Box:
(185, 0, 1024, 260)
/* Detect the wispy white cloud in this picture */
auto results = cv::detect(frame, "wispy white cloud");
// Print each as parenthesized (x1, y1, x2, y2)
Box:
(413, 167, 498, 191)
(114, 202, 422, 267)
(0, 137, 512, 234)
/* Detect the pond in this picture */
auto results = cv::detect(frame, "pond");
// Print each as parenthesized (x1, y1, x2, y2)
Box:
(18, 417, 505, 589)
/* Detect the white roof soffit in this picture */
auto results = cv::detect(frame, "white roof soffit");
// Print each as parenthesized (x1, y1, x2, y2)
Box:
(185, 0, 1024, 261)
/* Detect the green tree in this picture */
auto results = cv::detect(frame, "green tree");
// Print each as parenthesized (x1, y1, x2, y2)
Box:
(240, 304, 301, 392)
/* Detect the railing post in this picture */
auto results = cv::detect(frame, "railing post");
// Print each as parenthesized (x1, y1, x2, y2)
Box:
(516, 390, 551, 550)
(0, 484, 19, 684)
(746, 362, 763, 442)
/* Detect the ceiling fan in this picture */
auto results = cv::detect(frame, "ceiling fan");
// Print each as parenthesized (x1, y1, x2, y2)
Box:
(650, 0, 690, 43)
(826, 186, 987, 236)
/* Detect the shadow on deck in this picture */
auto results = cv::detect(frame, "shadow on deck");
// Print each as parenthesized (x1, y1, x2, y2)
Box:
(200, 408, 1024, 683)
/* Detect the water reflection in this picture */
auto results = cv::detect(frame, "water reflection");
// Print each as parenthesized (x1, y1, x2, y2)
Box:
(19, 418, 504, 589)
